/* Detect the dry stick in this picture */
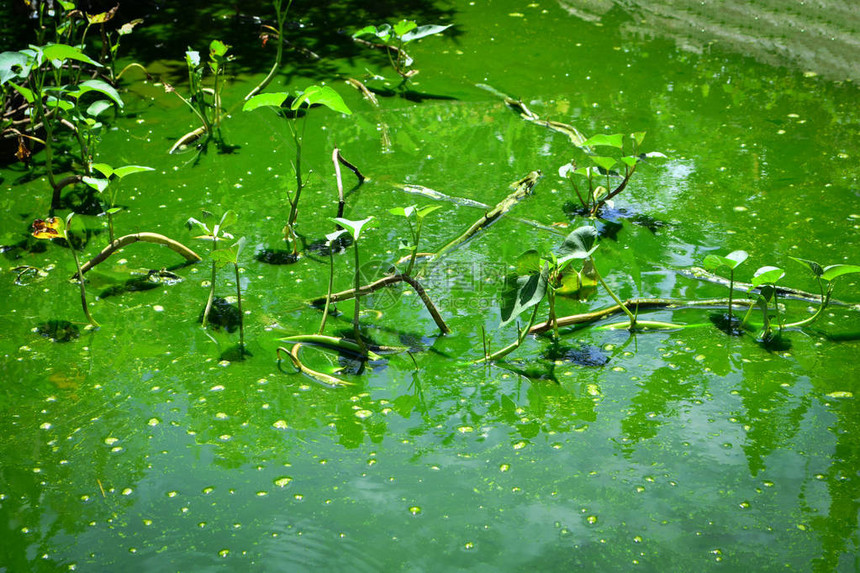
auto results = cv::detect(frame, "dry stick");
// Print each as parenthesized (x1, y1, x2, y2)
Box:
(345, 77, 379, 107)
(528, 297, 756, 335)
(308, 273, 451, 334)
(72, 232, 201, 278)
(428, 171, 542, 264)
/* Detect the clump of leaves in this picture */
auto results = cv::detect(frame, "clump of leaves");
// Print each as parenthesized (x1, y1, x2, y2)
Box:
(703, 249, 748, 333)
(559, 132, 665, 217)
(353, 20, 451, 89)
(82, 163, 154, 243)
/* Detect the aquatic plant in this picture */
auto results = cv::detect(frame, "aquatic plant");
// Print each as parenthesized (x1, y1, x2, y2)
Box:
(330, 216, 375, 354)
(243, 85, 352, 257)
(353, 20, 451, 90)
(389, 204, 442, 276)
(31, 214, 98, 327)
(744, 265, 786, 341)
(703, 249, 748, 332)
(167, 40, 233, 153)
(187, 210, 238, 328)
(82, 163, 154, 243)
(211, 236, 248, 354)
(559, 132, 665, 217)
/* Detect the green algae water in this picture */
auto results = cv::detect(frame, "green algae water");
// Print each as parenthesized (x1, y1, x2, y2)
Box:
(2, 1, 859, 570)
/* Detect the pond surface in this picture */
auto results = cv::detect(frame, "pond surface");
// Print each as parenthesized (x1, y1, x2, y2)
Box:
(2, 0, 860, 571)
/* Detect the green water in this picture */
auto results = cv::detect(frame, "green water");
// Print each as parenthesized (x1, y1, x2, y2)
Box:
(2, 1, 860, 571)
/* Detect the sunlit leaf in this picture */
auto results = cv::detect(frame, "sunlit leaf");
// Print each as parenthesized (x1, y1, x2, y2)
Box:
(82, 176, 109, 192)
(789, 256, 823, 277)
(389, 205, 416, 218)
(86, 99, 112, 117)
(751, 266, 785, 287)
(704, 250, 748, 272)
(72, 79, 124, 108)
(631, 131, 646, 146)
(393, 20, 418, 37)
(582, 133, 624, 149)
(243, 92, 289, 111)
(209, 39, 229, 58)
(0, 51, 32, 85)
(821, 264, 860, 282)
(112, 165, 154, 179)
(91, 163, 114, 178)
(590, 156, 617, 172)
(118, 19, 144, 36)
(42, 44, 101, 67)
(416, 205, 442, 220)
(291, 85, 352, 115)
(499, 257, 548, 327)
(330, 216, 375, 240)
(401, 24, 452, 42)
(557, 226, 599, 262)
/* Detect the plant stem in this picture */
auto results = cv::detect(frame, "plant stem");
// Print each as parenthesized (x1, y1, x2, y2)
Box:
(475, 303, 541, 363)
(594, 264, 636, 329)
(234, 262, 244, 350)
(318, 245, 335, 334)
(278, 344, 351, 388)
(784, 279, 831, 329)
(245, 0, 292, 100)
(727, 269, 734, 321)
(73, 232, 202, 278)
(67, 236, 98, 327)
(352, 240, 366, 354)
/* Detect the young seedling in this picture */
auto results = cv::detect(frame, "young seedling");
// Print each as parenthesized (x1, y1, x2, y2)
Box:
(83, 163, 154, 243)
(702, 249, 748, 332)
(329, 216, 375, 354)
(389, 204, 442, 276)
(31, 214, 98, 327)
(559, 132, 665, 217)
(784, 258, 860, 328)
(187, 210, 238, 328)
(167, 40, 233, 154)
(318, 229, 348, 335)
(352, 20, 451, 90)
(743, 265, 786, 341)
(211, 236, 248, 354)
(243, 85, 352, 256)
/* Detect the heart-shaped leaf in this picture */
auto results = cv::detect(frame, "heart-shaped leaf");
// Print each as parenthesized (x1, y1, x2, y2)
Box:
(789, 256, 824, 277)
(704, 250, 748, 272)
(557, 226, 598, 262)
(401, 24, 452, 42)
(291, 85, 352, 115)
(243, 92, 289, 112)
(499, 256, 548, 327)
(751, 266, 785, 287)
(822, 264, 860, 282)
(330, 216, 375, 240)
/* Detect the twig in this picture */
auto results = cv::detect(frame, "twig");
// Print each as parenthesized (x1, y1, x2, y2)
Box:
(72, 232, 201, 278)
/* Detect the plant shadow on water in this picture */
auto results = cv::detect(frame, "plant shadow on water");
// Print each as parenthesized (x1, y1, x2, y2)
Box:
(198, 297, 242, 332)
(34, 320, 81, 342)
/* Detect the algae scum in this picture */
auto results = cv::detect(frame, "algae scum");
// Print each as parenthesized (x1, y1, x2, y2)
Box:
(1, 0, 860, 570)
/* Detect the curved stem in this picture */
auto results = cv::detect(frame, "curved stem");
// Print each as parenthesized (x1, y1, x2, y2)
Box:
(68, 239, 98, 327)
(475, 302, 541, 363)
(277, 344, 351, 388)
(594, 264, 636, 329)
(352, 241, 366, 354)
(73, 232, 201, 278)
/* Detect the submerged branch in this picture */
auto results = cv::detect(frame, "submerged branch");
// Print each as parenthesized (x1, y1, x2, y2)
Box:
(308, 273, 450, 334)
(277, 344, 352, 388)
(528, 297, 756, 334)
(73, 232, 201, 278)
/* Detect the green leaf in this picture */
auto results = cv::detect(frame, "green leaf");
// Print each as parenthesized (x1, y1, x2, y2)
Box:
(209, 39, 229, 58)
(91, 163, 114, 178)
(631, 131, 646, 146)
(72, 79, 124, 108)
(499, 259, 548, 327)
(590, 156, 617, 172)
(751, 266, 785, 287)
(416, 205, 442, 220)
(557, 226, 599, 261)
(217, 210, 239, 232)
(106, 207, 123, 215)
(353, 24, 393, 42)
(243, 92, 289, 111)
(86, 99, 113, 117)
(821, 264, 860, 282)
(0, 51, 32, 85)
(330, 216, 375, 240)
(582, 133, 624, 149)
(401, 24, 452, 42)
(42, 44, 101, 67)
(619, 156, 638, 168)
(112, 165, 154, 179)
(515, 249, 542, 275)
(389, 205, 416, 218)
(186, 217, 212, 236)
(82, 176, 109, 193)
(8, 82, 36, 103)
(393, 20, 418, 37)
(325, 229, 348, 244)
(703, 250, 748, 272)
(789, 256, 824, 277)
(290, 85, 352, 115)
